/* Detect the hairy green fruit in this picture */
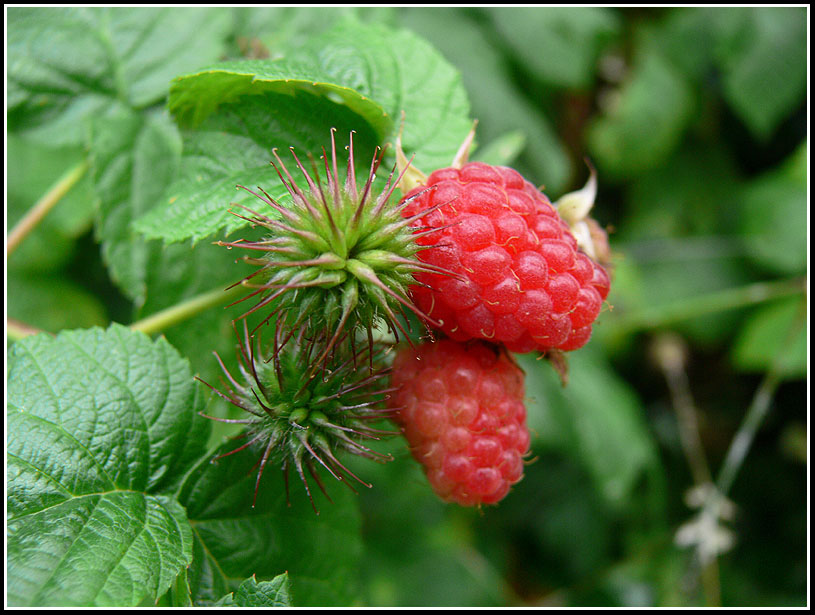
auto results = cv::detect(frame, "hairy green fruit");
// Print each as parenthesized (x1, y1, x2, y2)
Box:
(199, 324, 395, 511)
(222, 129, 445, 363)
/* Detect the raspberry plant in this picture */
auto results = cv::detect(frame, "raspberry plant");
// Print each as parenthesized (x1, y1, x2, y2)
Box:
(7, 6, 806, 610)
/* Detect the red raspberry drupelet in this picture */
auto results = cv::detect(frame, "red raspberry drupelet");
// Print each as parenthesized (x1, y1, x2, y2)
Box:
(389, 339, 530, 506)
(400, 162, 610, 353)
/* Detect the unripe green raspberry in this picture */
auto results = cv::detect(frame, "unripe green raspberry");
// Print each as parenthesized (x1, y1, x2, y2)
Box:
(221, 129, 445, 364)
(199, 323, 395, 511)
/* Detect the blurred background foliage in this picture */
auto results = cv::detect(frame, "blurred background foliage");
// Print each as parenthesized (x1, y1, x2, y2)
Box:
(7, 6, 808, 607)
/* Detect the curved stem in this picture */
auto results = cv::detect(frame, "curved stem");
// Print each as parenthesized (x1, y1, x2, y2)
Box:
(7, 160, 89, 256)
(609, 277, 805, 334)
(129, 282, 247, 336)
(681, 298, 806, 604)
(715, 298, 805, 498)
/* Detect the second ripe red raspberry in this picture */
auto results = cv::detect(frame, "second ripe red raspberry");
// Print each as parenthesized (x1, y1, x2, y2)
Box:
(389, 339, 530, 506)
(400, 162, 611, 354)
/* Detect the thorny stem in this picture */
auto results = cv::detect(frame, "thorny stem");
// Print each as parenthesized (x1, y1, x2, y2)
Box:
(130, 282, 248, 336)
(7, 160, 88, 256)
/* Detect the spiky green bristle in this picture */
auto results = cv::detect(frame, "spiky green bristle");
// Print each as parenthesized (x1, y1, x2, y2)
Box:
(221, 129, 448, 363)
(198, 323, 396, 511)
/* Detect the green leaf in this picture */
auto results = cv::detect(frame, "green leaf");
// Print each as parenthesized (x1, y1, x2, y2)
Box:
(7, 492, 190, 607)
(588, 51, 693, 177)
(214, 574, 292, 607)
(486, 7, 621, 89)
(168, 58, 391, 138)
(716, 7, 806, 139)
(178, 438, 363, 606)
(169, 19, 471, 170)
(136, 18, 473, 244)
(619, 141, 742, 243)
(400, 7, 571, 194)
(737, 144, 807, 274)
(8, 7, 231, 146)
(732, 297, 806, 379)
(88, 108, 182, 305)
(136, 90, 380, 244)
(520, 349, 659, 506)
(7, 324, 210, 606)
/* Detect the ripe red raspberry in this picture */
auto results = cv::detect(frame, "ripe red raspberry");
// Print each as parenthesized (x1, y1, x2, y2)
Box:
(388, 339, 530, 506)
(400, 162, 610, 354)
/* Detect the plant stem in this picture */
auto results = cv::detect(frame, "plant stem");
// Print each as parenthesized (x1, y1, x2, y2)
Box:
(652, 333, 719, 606)
(610, 277, 805, 334)
(7, 319, 45, 342)
(682, 299, 806, 604)
(129, 283, 247, 336)
(653, 333, 713, 486)
(7, 160, 88, 256)
(714, 299, 805, 498)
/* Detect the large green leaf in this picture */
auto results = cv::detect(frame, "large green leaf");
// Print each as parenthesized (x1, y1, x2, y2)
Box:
(7, 491, 190, 607)
(588, 51, 693, 177)
(167, 58, 390, 137)
(169, 18, 471, 170)
(214, 574, 292, 607)
(737, 144, 807, 275)
(135, 90, 380, 244)
(486, 7, 621, 89)
(88, 108, 182, 305)
(135, 18, 472, 244)
(400, 7, 571, 194)
(7, 324, 210, 606)
(177, 438, 363, 606)
(731, 297, 806, 379)
(7, 7, 231, 146)
(715, 7, 806, 139)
